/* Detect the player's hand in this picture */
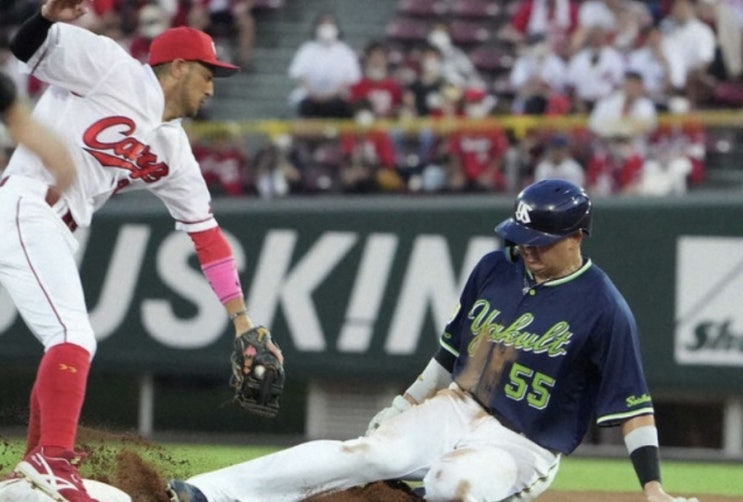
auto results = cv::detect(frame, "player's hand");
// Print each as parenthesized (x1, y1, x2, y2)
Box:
(643, 481, 699, 502)
(232, 313, 283, 365)
(41, 0, 88, 23)
(365, 395, 412, 436)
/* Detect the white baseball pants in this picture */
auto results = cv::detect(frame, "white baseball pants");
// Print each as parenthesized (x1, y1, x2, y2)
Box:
(188, 385, 560, 502)
(0, 176, 96, 356)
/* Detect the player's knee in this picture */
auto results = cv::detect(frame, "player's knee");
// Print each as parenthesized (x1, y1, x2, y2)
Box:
(423, 448, 518, 502)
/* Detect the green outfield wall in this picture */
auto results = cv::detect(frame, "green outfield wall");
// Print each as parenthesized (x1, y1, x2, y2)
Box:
(2, 192, 743, 395)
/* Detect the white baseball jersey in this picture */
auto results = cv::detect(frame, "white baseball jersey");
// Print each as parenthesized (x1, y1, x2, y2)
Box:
(5, 22, 216, 233)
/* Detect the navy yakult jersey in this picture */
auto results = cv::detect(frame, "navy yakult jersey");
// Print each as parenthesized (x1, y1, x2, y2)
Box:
(439, 249, 653, 454)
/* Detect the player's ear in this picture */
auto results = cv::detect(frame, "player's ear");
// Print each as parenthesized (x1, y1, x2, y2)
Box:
(169, 59, 190, 78)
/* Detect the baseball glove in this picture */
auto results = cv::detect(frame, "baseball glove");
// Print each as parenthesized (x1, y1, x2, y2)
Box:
(229, 326, 285, 418)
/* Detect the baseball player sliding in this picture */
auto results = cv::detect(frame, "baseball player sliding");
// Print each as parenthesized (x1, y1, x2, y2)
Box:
(0, 1, 282, 501)
(169, 179, 697, 502)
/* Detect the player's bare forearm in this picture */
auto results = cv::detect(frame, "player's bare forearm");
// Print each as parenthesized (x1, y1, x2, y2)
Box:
(4, 101, 76, 192)
(40, 0, 87, 23)
(622, 413, 656, 434)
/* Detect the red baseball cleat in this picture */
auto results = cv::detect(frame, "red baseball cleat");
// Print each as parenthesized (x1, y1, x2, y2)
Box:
(13, 447, 100, 502)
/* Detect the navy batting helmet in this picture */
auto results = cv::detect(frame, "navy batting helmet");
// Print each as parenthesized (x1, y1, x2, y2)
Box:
(495, 179, 591, 246)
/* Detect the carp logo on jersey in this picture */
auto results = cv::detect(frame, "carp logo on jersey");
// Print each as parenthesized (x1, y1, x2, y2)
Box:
(82, 116, 170, 182)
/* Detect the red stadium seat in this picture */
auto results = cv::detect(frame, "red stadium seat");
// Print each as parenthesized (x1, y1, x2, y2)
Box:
(468, 43, 514, 74)
(397, 0, 449, 18)
(449, 19, 493, 45)
(451, 0, 500, 19)
(385, 17, 432, 43)
(713, 81, 743, 107)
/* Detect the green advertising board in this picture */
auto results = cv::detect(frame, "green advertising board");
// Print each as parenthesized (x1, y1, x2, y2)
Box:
(1, 193, 742, 394)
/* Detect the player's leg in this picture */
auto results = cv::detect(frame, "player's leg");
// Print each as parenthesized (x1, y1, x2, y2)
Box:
(423, 410, 560, 502)
(0, 193, 97, 501)
(182, 388, 477, 501)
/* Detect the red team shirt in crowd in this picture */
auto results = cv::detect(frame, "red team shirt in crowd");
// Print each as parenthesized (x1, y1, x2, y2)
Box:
(448, 127, 510, 190)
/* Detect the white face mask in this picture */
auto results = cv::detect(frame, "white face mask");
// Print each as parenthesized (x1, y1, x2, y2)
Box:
(465, 103, 489, 119)
(355, 110, 375, 128)
(365, 67, 386, 81)
(317, 24, 338, 43)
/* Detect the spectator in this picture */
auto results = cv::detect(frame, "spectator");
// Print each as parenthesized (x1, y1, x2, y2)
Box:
(695, 0, 742, 82)
(426, 22, 482, 88)
(571, 0, 653, 53)
(626, 26, 672, 109)
(509, 34, 569, 115)
(588, 71, 657, 156)
(350, 42, 404, 118)
(195, 127, 251, 196)
(339, 101, 400, 193)
(503, 0, 580, 57)
(585, 135, 645, 195)
(647, 119, 706, 189)
(447, 88, 509, 192)
(180, 0, 256, 66)
(252, 134, 302, 198)
(566, 26, 625, 112)
(401, 44, 449, 117)
(533, 134, 586, 186)
(659, 0, 716, 106)
(288, 13, 361, 118)
(128, 4, 171, 63)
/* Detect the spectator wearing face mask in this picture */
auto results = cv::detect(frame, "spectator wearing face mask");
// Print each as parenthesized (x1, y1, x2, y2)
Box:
(426, 22, 482, 88)
(502, 0, 580, 57)
(566, 25, 625, 112)
(446, 87, 509, 193)
(402, 44, 450, 118)
(288, 13, 361, 118)
(509, 34, 569, 115)
(350, 42, 404, 118)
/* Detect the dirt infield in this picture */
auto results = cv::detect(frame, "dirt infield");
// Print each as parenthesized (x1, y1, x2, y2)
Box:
(1, 429, 736, 502)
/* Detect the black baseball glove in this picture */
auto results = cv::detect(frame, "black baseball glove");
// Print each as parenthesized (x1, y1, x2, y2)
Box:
(229, 326, 285, 418)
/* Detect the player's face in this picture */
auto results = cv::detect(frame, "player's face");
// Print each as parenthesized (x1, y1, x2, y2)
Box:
(518, 232, 582, 282)
(180, 62, 214, 118)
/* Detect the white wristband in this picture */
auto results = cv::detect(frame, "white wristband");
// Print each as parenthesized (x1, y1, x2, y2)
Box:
(624, 425, 659, 454)
(405, 358, 451, 404)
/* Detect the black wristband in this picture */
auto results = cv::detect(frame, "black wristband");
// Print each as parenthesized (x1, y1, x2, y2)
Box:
(629, 445, 662, 487)
(0, 73, 17, 114)
(9, 11, 54, 63)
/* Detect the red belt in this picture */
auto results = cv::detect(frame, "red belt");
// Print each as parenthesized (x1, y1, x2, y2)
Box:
(0, 177, 77, 232)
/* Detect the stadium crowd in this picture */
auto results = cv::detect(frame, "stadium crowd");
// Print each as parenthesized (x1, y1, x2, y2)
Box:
(1, 0, 742, 198)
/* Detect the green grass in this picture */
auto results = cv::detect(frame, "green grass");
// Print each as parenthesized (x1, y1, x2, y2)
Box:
(2, 438, 742, 497)
(549, 457, 743, 496)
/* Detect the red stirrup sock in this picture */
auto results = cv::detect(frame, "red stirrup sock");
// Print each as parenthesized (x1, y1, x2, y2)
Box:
(35, 343, 91, 453)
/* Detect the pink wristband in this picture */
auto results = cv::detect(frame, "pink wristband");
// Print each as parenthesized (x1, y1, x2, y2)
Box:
(202, 257, 242, 304)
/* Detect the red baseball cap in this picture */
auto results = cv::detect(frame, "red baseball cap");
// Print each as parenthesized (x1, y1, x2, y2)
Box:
(148, 26, 239, 77)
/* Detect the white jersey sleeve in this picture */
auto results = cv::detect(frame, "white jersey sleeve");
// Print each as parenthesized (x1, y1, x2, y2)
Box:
(22, 23, 132, 97)
(148, 123, 218, 233)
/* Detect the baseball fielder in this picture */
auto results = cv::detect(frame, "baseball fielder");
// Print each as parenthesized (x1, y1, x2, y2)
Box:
(169, 179, 696, 502)
(0, 2, 281, 501)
